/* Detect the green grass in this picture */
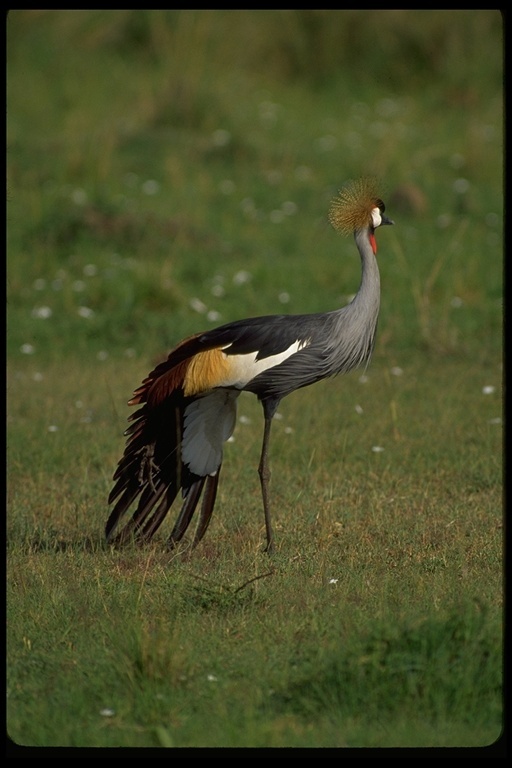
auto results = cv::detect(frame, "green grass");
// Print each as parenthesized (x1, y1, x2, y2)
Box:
(7, 10, 503, 750)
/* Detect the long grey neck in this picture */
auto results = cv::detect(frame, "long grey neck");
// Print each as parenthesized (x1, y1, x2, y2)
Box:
(323, 227, 381, 375)
(351, 227, 380, 318)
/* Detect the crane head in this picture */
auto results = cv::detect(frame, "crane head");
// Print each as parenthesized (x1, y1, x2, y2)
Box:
(328, 177, 394, 240)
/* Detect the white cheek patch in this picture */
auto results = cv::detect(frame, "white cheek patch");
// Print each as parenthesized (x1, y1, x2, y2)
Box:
(182, 389, 239, 476)
(371, 207, 382, 228)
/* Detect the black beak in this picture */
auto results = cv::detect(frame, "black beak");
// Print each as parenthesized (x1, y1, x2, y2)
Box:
(381, 214, 394, 226)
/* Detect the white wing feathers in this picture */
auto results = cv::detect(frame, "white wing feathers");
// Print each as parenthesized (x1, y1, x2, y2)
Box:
(182, 389, 239, 476)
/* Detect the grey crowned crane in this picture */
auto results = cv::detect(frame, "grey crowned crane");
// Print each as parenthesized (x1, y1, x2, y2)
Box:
(106, 178, 394, 552)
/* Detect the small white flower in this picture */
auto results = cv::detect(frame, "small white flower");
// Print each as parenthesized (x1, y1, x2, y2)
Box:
(270, 209, 285, 223)
(390, 366, 403, 376)
(450, 153, 466, 169)
(482, 386, 495, 395)
(354, 404, 364, 415)
(20, 343, 35, 355)
(259, 100, 278, 115)
(207, 310, 221, 322)
(436, 214, 451, 229)
(328, 578, 338, 584)
(78, 306, 94, 319)
(207, 674, 218, 682)
(233, 270, 252, 286)
(83, 264, 98, 277)
(219, 179, 235, 194)
(189, 297, 207, 314)
(97, 350, 109, 361)
(71, 188, 87, 205)
(142, 179, 160, 195)
(315, 135, 337, 152)
(453, 178, 470, 194)
(211, 129, 231, 147)
(284, 426, 294, 434)
(294, 165, 312, 181)
(48, 425, 58, 432)
(377, 98, 400, 117)
(372, 446, 385, 453)
(239, 415, 251, 425)
(240, 198, 256, 215)
(281, 201, 298, 216)
(31, 306, 52, 319)
(99, 708, 115, 717)
(266, 170, 282, 185)
(32, 372, 43, 382)
(278, 292, 290, 304)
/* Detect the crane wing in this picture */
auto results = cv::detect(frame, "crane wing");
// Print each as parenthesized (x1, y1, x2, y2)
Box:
(106, 313, 327, 546)
(197, 313, 322, 360)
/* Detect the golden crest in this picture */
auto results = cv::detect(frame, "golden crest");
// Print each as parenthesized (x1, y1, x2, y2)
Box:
(329, 177, 384, 235)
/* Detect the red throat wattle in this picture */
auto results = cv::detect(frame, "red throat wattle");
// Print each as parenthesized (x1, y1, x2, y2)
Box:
(369, 232, 377, 255)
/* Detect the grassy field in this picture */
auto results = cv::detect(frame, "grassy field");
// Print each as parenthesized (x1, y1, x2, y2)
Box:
(7, 10, 503, 750)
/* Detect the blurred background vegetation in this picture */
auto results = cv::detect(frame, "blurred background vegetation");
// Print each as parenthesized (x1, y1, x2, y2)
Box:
(7, 10, 503, 362)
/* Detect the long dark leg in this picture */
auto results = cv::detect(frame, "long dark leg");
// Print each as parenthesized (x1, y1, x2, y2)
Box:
(258, 414, 275, 553)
